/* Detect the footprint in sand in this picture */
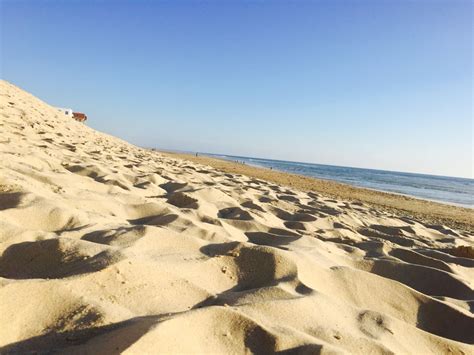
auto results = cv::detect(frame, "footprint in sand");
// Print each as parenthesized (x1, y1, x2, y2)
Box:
(0, 238, 120, 279)
(218, 207, 253, 221)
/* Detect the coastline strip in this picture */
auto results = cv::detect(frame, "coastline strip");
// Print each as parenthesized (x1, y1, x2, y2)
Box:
(161, 151, 474, 232)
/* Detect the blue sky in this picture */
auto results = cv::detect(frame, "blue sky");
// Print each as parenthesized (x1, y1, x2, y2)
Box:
(1, 0, 472, 178)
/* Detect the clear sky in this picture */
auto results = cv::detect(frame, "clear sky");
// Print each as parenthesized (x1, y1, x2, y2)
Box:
(1, 0, 472, 178)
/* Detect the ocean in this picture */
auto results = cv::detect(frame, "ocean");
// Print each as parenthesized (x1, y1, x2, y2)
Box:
(202, 153, 474, 208)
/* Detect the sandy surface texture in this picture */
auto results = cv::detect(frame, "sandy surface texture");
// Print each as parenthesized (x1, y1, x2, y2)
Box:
(1, 80, 473, 354)
(163, 152, 474, 233)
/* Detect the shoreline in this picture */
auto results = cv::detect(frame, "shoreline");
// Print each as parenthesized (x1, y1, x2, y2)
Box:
(161, 151, 474, 233)
(210, 156, 472, 209)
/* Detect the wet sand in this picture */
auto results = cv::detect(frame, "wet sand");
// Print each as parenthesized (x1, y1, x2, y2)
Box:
(163, 152, 474, 233)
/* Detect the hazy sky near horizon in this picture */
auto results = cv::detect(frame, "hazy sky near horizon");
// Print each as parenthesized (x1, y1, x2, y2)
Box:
(1, 0, 472, 178)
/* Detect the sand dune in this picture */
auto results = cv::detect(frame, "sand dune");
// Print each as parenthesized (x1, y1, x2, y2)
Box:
(0, 80, 473, 354)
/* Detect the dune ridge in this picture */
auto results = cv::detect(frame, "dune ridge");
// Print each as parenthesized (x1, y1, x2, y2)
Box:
(0, 80, 473, 354)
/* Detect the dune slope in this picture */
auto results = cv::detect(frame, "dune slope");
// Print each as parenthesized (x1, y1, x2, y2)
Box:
(0, 80, 473, 354)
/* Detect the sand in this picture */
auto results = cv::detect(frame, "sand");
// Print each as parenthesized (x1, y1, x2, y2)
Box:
(163, 152, 474, 233)
(0, 80, 473, 354)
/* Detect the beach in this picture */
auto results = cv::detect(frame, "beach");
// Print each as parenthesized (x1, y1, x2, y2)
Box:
(1, 80, 473, 353)
(164, 152, 474, 233)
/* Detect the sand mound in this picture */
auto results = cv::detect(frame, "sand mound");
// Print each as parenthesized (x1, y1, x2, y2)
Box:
(0, 80, 473, 353)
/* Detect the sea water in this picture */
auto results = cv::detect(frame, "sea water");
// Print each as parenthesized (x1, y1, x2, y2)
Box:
(203, 153, 474, 208)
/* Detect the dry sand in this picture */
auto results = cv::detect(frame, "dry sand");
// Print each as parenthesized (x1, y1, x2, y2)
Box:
(0, 80, 473, 354)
